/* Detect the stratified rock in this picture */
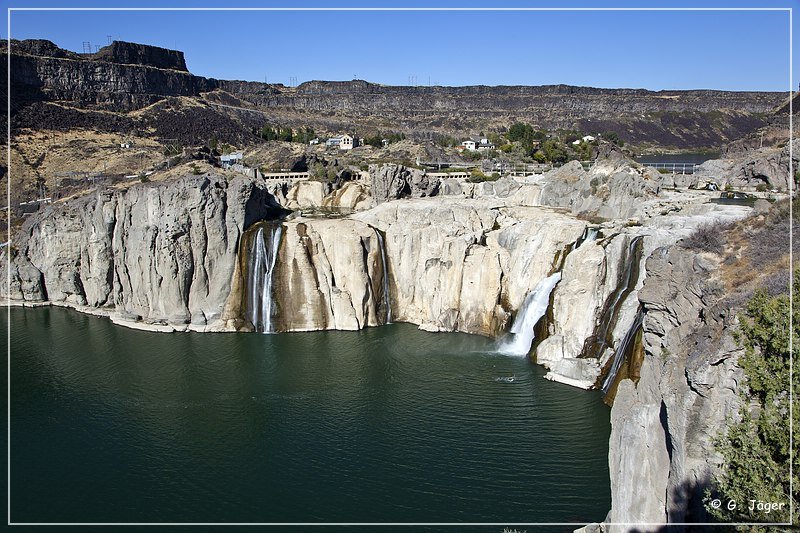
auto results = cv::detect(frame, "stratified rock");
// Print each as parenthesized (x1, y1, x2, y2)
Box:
(92, 40, 188, 71)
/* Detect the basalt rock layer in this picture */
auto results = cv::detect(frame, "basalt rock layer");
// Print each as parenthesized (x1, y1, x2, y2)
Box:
(3, 39, 784, 149)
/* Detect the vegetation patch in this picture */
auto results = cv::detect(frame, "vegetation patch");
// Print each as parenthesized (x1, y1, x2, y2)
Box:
(707, 271, 799, 527)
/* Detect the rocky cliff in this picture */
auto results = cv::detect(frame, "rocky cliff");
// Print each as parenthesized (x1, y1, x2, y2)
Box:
(695, 139, 798, 191)
(4, 39, 784, 149)
(3, 174, 280, 330)
(3, 151, 779, 529)
(599, 245, 745, 531)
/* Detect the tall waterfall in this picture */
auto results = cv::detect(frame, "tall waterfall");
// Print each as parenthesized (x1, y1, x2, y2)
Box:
(245, 222, 283, 333)
(497, 273, 562, 357)
(601, 307, 644, 394)
(376, 231, 392, 324)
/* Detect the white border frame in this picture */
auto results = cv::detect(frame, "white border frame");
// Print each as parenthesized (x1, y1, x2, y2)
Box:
(4, 4, 795, 529)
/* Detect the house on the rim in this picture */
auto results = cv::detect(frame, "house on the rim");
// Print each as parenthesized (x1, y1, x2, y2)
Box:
(326, 134, 356, 150)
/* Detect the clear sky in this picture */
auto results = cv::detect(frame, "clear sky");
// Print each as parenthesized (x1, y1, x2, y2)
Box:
(2, 0, 798, 92)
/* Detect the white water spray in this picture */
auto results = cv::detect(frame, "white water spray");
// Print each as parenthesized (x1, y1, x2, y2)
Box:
(497, 272, 562, 357)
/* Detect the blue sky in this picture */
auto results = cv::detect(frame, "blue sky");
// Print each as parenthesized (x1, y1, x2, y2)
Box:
(3, 0, 798, 91)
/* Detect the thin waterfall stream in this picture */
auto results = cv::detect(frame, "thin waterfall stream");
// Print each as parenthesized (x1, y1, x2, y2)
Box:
(376, 230, 392, 324)
(245, 221, 283, 333)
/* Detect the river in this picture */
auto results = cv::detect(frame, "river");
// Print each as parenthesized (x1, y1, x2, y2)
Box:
(8, 307, 611, 526)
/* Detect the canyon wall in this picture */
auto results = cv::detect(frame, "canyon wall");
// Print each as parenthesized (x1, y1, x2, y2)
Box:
(3, 39, 784, 148)
(601, 245, 745, 531)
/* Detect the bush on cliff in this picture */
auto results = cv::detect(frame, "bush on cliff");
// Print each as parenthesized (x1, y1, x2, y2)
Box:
(708, 270, 799, 525)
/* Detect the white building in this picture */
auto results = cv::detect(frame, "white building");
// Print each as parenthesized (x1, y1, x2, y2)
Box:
(476, 138, 495, 151)
(326, 134, 356, 150)
(462, 138, 495, 151)
(220, 152, 243, 168)
(573, 135, 597, 145)
(339, 135, 354, 150)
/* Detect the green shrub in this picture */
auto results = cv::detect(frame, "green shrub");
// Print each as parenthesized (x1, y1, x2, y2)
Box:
(707, 271, 799, 525)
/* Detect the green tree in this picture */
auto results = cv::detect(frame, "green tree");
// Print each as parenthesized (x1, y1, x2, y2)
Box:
(260, 125, 278, 141)
(293, 126, 315, 144)
(541, 139, 568, 163)
(603, 131, 624, 147)
(364, 135, 384, 148)
(708, 271, 799, 526)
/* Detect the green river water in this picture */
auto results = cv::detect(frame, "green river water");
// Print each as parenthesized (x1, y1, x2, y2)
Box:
(8, 306, 611, 529)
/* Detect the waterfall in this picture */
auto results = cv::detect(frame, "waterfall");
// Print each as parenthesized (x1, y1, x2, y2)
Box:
(497, 273, 562, 357)
(581, 235, 644, 361)
(245, 222, 283, 333)
(576, 226, 600, 248)
(601, 307, 644, 394)
(376, 231, 392, 324)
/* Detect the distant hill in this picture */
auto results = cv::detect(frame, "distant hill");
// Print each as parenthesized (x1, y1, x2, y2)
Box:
(2, 39, 787, 151)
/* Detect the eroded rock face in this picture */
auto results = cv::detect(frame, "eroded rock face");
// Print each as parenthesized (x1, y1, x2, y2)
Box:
(602, 246, 744, 531)
(368, 164, 440, 204)
(354, 198, 587, 336)
(270, 219, 386, 331)
(2, 175, 277, 330)
(536, 159, 661, 220)
(694, 141, 797, 191)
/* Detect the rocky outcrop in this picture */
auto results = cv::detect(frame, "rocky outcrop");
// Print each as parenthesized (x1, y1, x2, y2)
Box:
(602, 245, 744, 530)
(2, 174, 279, 330)
(695, 141, 797, 191)
(537, 233, 642, 388)
(368, 164, 441, 204)
(92, 41, 188, 71)
(537, 158, 661, 220)
(281, 180, 372, 212)
(269, 219, 387, 331)
(7, 51, 216, 110)
(354, 199, 587, 336)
